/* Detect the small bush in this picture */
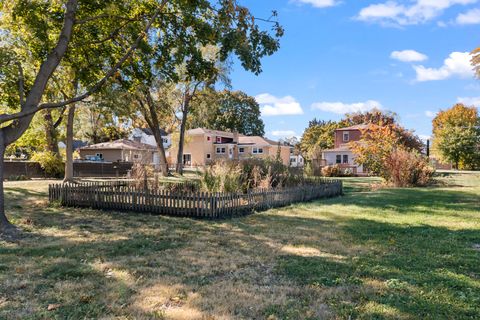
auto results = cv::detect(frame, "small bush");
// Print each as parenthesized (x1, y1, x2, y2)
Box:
(384, 149, 435, 187)
(321, 165, 341, 177)
(343, 168, 354, 177)
(7, 175, 30, 181)
(31, 151, 64, 178)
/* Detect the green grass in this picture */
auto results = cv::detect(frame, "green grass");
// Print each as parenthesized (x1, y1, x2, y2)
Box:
(0, 173, 479, 319)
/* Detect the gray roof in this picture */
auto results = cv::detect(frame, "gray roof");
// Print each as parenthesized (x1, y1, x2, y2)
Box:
(81, 139, 156, 151)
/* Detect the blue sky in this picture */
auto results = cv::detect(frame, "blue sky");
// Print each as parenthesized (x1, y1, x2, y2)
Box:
(229, 0, 480, 141)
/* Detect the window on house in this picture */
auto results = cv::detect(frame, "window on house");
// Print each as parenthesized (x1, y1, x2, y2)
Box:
(336, 155, 341, 164)
(239, 147, 245, 153)
(216, 147, 226, 154)
(252, 147, 263, 154)
(343, 132, 350, 142)
(343, 155, 349, 164)
(207, 153, 211, 159)
(207, 136, 211, 141)
(134, 154, 141, 160)
(216, 137, 222, 143)
(291, 158, 296, 163)
(163, 138, 168, 144)
(96, 153, 103, 159)
(183, 154, 191, 165)
(229, 148, 233, 155)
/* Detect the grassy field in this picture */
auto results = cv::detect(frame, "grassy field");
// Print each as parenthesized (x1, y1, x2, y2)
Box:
(0, 172, 479, 319)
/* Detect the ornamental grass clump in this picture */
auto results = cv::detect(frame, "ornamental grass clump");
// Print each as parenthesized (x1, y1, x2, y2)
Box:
(200, 160, 242, 193)
(201, 158, 307, 193)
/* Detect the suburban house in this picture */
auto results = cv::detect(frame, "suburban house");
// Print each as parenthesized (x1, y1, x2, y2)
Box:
(79, 139, 156, 163)
(290, 150, 305, 168)
(129, 128, 172, 166)
(167, 128, 292, 167)
(129, 128, 171, 149)
(321, 124, 368, 174)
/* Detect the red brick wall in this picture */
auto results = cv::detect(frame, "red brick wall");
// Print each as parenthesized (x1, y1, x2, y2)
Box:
(334, 130, 362, 148)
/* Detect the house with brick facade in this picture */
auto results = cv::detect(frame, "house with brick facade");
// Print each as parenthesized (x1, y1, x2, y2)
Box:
(167, 128, 292, 168)
(321, 124, 368, 174)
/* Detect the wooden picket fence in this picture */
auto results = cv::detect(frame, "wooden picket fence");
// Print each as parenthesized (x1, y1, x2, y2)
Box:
(48, 180, 342, 219)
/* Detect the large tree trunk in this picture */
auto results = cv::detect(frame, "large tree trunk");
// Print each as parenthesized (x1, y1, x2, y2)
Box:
(64, 105, 76, 182)
(152, 129, 169, 177)
(64, 79, 78, 182)
(143, 91, 169, 177)
(44, 110, 60, 155)
(0, 132, 15, 235)
(176, 107, 189, 175)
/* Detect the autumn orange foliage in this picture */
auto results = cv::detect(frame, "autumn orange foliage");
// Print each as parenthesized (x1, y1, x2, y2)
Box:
(350, 124, 433, 186)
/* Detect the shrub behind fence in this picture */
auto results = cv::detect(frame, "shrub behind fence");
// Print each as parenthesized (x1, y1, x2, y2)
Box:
(49, 180, 342, 219)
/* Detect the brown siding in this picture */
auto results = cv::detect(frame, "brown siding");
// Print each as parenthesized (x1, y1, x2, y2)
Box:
(80, 149, 154, 163)
(335, 130, 362, 148)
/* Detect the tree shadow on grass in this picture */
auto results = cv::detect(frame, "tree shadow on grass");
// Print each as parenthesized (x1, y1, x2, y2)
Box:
(0, 231, 177, 319)
(4, 187, 47, 198)
(2, 207, 480, 319)
(273, 217, 480, 319)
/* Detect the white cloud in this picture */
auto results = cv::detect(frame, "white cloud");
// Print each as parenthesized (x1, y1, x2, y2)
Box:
(311, 100, 383, 115)
(414, 51, 474, 81)
(391, 50, 428, 62)
(456, 8, 480, 24)
(419, 134, 431, 141)
(457, 96, 480, 107)
(271, 130, 297, 137)
(357, 0, 477, 26)
(292, 0, 339, 8)
(256, 93, 304, 116)
(425, 110, 437, 117)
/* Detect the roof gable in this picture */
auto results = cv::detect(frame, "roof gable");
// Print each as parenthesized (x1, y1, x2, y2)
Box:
(81, 139, 156, 151)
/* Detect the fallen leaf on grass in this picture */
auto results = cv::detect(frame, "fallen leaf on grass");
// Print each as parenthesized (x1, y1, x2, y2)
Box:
(15, 267, 25, 274)
(47, 304, 61, 311)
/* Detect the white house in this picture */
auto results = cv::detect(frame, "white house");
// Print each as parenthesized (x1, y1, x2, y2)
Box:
(129, 128, 171, 167)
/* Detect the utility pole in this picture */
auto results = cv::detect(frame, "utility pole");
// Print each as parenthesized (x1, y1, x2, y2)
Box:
(426, 139, 430, 158)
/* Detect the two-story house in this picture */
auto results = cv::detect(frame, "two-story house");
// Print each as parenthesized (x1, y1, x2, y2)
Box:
(130, 128, 171, 149)
(321, 124, 368, 174)
(129, 128, 172, 167)
(167, 128, 292, 167)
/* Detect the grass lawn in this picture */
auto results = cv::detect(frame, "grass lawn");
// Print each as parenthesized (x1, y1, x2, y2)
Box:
(0, 173, 479, 319)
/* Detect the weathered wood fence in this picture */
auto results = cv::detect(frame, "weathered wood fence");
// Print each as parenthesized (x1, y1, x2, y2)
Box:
(49, 180, 342, 219)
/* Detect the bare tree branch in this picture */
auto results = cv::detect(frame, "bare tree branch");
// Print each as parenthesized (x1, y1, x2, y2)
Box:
(53, 107, 67, 129)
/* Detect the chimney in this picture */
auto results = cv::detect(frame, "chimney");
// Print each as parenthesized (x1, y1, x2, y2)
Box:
(233, 131, 239, 144)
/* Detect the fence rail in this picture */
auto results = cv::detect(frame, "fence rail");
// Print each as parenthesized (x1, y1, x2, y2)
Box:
(49, 180, 342, 219)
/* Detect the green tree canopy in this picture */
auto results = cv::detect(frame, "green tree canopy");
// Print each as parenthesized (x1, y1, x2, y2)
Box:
(432, 103, 480, 169)
(190, 89, 265, 136)
(299, 120, 340, 160)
